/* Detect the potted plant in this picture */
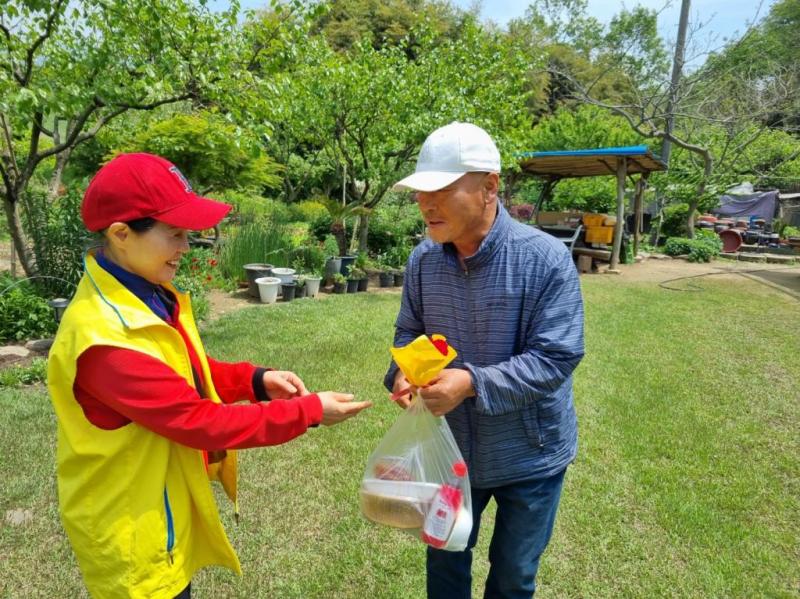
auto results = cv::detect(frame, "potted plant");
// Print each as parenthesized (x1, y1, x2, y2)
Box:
(393, 267, 405, 288)
(322, 235, 341, 285)
(355, 268, 369, 292)
(346, 267, 363, 293)
(377, 253, 394, 287)
(293, 275, 307, 299)
(304, 271, 323, 298)
(332, 272, 347, 294)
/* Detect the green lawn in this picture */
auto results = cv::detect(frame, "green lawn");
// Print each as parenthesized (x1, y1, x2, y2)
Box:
(1, 274, 798, 598)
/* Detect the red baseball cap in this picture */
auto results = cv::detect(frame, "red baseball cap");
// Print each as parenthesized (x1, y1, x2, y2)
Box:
(81, 153, 232, 232)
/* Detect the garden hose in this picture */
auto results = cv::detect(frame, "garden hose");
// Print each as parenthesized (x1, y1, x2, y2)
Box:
(658, 265, 800, 299)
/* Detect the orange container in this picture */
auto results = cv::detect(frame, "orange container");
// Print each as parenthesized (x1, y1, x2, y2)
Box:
(585, 226, 614, 244)
(582, 213, 606, 227)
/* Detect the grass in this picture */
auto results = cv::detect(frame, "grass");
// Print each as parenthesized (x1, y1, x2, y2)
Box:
(0, 274, 798, 598)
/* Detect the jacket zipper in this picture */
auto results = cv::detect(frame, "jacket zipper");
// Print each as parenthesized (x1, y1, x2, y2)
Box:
(164, 488, 175, 565)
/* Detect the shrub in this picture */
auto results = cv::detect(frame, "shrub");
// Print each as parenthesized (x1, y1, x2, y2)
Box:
(660, 203, 700, 239)
(290, 243, 327, 276)
(367, 202, 423, 255)
(383, 242, 413, 270)
(0, 358, 47, 387)
(0, 276, 57, 342)
(783, 225, 800, 238)
(664, 235, 722, 263)
(289, 200, 329, 225)
(173, 273, 210, 322)
(178, 247, 230, 290)
(322, 235, 339, 258)
(22, 185, 91, 297)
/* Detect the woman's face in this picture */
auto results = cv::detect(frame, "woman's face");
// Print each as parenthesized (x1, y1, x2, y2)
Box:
(107, 221, 190, 285)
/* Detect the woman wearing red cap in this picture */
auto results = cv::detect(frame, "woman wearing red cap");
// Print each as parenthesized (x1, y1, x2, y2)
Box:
(47, 153, 371, 599)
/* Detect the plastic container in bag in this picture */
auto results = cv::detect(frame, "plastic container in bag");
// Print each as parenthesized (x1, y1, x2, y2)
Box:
(360, 391, 473, 551)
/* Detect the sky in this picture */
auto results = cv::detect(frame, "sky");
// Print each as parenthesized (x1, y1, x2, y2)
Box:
(229, 0, 777, 67)
(458, 0, 777, 66)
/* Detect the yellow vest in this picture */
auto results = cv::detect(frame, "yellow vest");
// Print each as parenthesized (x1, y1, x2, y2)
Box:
(48, 252, 241, 598)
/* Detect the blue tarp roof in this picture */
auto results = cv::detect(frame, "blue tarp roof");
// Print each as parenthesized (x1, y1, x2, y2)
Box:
(518, 145, 667, 178)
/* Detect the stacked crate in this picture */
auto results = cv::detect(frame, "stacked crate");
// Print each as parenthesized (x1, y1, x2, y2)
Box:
(583, 213, 615, 246)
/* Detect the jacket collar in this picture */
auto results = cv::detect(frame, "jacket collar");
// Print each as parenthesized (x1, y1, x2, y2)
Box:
(83, 248, 182, 330)
(443, 203, 511, 269)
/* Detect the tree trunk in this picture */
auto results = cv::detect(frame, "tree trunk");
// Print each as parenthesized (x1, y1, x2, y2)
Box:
(502, 172, 519, 208)
(686, 152, 713, 239)
(47, 147, 72, 200)
(660, 0, 691, 169)
(357, 212, 369, 253)
(331, 221, 347, 256)
(3, 193, 35, 277)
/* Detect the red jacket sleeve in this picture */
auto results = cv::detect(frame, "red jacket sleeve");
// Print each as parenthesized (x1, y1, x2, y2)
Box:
(74, 345, 323, 450)
(205, 356, 260, 404)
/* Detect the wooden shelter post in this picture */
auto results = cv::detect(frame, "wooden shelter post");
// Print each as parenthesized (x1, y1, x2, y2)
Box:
(610, 157, 627, 269)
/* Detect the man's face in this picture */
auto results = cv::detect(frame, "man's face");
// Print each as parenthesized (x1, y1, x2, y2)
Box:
(415, 172, 496, 248)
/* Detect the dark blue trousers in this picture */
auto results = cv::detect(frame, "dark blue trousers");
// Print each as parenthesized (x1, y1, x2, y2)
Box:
(427, 468, 566, 599)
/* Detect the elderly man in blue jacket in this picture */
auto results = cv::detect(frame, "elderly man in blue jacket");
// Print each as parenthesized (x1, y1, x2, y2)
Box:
(384, 122, 585, 599)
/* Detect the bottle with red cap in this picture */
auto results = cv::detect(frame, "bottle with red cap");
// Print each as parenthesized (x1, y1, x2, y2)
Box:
(421, 460, 468, 549)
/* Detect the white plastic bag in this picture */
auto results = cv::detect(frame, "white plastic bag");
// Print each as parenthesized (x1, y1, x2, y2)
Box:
(360, 392, 473, 551)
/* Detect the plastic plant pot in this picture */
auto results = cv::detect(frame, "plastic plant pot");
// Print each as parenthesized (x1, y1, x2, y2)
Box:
(281, 282, 296, 301)
(357, 278, 368, 292)
(339, 255, 356, 277)
(244, 263, 273, 298)
(254, 277, 281, 304)
(346, 278, 359, 293)
(271, 267, 296, 285)
(379, 272, 394, 287)
(305, 277, 322, 298)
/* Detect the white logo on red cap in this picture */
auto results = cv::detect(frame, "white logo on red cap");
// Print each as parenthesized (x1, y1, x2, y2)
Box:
(169, 166, 193, 193)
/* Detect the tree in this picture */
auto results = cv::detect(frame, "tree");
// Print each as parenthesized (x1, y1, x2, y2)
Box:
(262, 18, 531, 252)
(113, 111, 283, 195)
(0, 0, 240, 276)
(548, 0, 799, 237)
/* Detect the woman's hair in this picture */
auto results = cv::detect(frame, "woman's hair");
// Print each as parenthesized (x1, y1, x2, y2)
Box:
(97, 217, 158, 243)
(125, 217, 158, 233)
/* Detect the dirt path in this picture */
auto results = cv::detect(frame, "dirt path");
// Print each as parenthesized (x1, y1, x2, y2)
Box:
(612, 256, 800, 292)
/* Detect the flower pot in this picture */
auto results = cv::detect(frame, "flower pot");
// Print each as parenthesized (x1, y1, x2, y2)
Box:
(271, 267, 296, 285)
(357, 278, 368, 292)
(243, 263, 273, 298)
(281, 282, 296, 302)
(292, 275, 307, 298)
(305, 276, 322, 298)
(393, 271, 405, 287)
(254, 277, 281, 304)
(333, 281, 347, 294)
(719, 229, 743, 253)
(379, 272, 394, 287)
(324, 257, 342, 283)
(346, 278, 359, 293)
(339, 255, 356, 277)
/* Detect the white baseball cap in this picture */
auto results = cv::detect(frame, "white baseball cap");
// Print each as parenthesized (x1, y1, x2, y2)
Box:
(393, 122, 501, 192)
